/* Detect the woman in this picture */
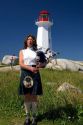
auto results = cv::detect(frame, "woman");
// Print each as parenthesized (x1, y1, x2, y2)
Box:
(19, 35, 45, 125)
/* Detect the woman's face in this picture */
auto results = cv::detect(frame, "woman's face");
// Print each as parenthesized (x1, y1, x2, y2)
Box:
(27, 36, 33, 47)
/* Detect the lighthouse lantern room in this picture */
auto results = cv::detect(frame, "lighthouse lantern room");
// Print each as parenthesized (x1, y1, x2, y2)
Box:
(35, 10, 53, 52)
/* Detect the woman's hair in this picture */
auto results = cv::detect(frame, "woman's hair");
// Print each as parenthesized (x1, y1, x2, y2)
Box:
(24, 34, 37, 51)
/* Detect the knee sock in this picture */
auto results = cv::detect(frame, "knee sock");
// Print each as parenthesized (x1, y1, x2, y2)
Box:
(24, 101, 31, 116)
(31, 102, 38, 117)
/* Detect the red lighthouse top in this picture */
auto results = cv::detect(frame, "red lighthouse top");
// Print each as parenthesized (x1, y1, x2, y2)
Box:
(38, 10, 49, 21)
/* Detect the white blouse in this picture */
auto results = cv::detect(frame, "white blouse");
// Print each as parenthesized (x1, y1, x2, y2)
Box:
(22, 48, 36, 65)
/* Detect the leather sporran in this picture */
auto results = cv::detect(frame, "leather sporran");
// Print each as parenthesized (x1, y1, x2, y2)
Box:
(23, 76, 33, 88)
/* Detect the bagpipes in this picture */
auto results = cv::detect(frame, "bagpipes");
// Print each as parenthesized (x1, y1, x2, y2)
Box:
(36, 47, 60, 64)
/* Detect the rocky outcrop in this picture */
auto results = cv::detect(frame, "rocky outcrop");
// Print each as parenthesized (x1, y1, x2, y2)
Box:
(57, 82, 82, 93)
(46, 58, 83, 71)
(2, 55, 18, 65)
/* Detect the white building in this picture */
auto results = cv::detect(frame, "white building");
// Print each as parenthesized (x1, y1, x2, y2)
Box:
(35, 10, 53, 52)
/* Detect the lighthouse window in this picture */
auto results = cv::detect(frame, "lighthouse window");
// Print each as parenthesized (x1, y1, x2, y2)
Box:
(40, 14, 47, 18)
(42, 15, 48, 18)
(39, 14, 49, 21)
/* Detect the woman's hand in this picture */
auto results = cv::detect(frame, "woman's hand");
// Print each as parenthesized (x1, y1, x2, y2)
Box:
(36, 62, 46, 68)
(30, 67, 39, 73)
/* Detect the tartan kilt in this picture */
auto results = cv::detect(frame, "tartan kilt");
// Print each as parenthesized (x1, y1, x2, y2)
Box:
(18, 68, 43, 95)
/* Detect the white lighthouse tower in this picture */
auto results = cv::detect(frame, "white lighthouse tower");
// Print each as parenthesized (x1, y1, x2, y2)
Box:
(35, 10, 53, 52)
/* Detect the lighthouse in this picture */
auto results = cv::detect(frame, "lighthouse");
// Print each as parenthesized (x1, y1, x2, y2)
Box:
(35, 10, 53, 52)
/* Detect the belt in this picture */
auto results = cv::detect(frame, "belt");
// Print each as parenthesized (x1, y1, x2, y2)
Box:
(31, 65, 36, 67)
(21, 65, 36, 72)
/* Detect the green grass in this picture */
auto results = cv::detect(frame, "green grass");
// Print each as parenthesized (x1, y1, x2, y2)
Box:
(0, 69, 83, 125)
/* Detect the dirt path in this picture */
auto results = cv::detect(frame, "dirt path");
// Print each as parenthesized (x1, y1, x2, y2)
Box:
(0, 65, 20, 72)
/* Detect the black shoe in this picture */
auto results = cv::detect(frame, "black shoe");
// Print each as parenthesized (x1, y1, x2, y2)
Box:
(31, 117, 37, 125)
(24, 116, 31, 125)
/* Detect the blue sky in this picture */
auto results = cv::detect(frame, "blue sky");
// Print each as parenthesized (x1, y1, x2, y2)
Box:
(0, 0, 83, 61)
